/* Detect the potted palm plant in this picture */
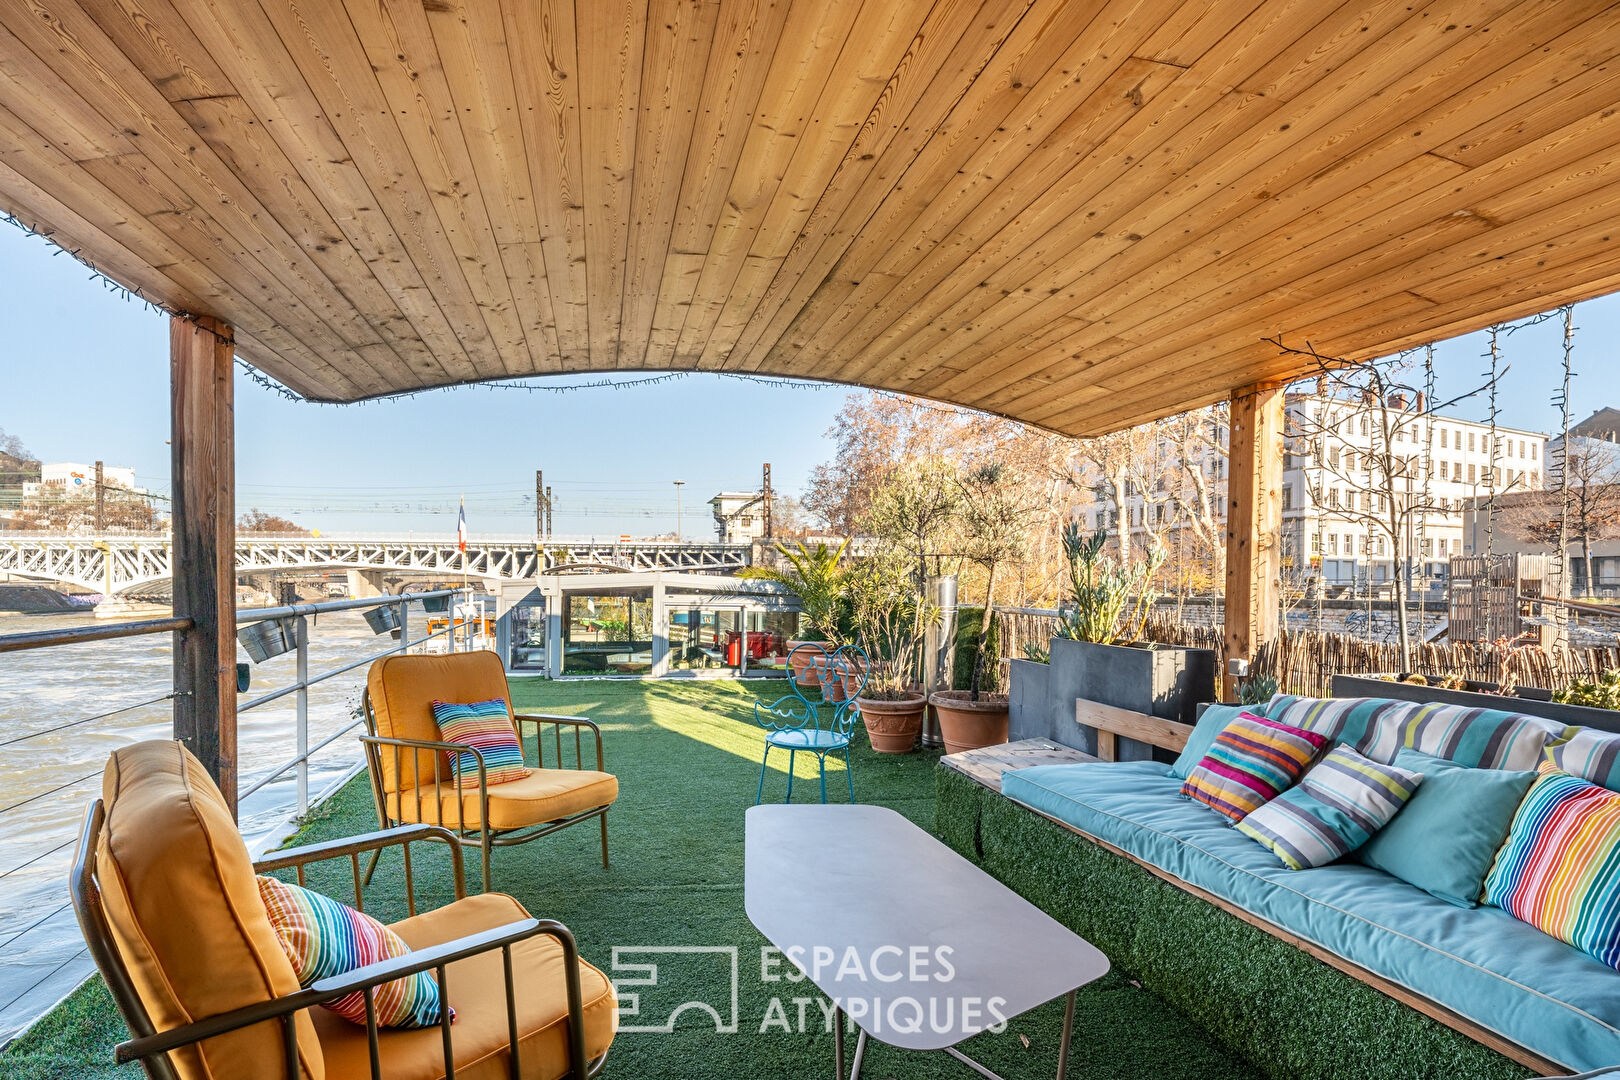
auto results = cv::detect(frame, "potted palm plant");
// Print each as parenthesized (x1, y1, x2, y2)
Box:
(930, 462, 1034, 754)
(849, 552, 938, 753)
(743, 539, 848, 684)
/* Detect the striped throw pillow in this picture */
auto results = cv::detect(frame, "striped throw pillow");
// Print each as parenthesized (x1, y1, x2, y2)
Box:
(1181, 712, 1328, 822)
(1237, 745, 1423, 869)
(432, 698, 528, 788)
(257, 875, 450, 1028)
(1483, 762, 1620, 969)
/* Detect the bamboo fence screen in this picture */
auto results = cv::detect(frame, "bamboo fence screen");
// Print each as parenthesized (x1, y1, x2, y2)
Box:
(996, 608, 1620, 698)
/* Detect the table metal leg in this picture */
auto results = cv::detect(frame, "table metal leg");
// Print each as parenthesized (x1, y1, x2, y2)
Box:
(833, 1006, 844, 1080)
(1056, 990, 1076, 1080)
(849, 1029, 868, 1080)
(939, 987, 1081, 1080)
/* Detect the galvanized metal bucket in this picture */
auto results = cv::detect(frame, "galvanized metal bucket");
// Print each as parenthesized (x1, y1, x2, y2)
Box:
(238, 618, 293, 663)
(363, 604, 400, 635)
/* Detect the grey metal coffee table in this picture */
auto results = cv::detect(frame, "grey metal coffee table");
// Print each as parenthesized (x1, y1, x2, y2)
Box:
(745, 804, 1109, 1079)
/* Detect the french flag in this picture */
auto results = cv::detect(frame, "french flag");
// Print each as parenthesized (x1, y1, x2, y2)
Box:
(457, 497, 467, 552)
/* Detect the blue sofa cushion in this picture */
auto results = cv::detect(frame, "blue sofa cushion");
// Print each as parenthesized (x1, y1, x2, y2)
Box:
(1357, 749, 1535, 908)
(1002, 761, 1620, 1073)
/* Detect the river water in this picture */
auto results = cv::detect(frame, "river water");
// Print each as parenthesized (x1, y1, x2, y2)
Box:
(0, 608, 390, 1040)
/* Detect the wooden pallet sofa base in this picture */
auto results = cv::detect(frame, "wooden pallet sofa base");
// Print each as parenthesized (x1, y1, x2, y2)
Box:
(934, 765, 1543, 1080)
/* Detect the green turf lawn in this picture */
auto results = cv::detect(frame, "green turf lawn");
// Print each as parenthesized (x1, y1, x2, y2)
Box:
(3, 678, 1258, 1080)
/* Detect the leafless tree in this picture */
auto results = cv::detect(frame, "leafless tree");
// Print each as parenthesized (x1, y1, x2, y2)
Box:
(1273, 339, 1501, 668)
(1503, 441, 1620, 596)
(238, 509, 310, 535)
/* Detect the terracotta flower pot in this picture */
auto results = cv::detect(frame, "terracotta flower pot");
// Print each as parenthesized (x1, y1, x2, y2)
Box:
(823, 674, 848, 703)
(788, 641, 827, 684)
(929, 690, 1011, 755)
(856, 694, 927, 753)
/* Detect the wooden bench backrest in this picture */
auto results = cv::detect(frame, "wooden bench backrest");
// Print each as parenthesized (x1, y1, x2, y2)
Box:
(1076, 699, 1194, 762)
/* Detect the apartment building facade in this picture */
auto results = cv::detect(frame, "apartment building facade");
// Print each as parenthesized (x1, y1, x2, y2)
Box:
(1081, 396, 1547, 593)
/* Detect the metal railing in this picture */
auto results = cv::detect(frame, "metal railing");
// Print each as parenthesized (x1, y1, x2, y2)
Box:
(234, 588, 480, 815)
(0, 587, 485, 818)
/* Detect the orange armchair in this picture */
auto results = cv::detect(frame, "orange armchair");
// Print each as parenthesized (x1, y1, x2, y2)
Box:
(71, 740, 614, 1080)
(361, 651, 617, 892)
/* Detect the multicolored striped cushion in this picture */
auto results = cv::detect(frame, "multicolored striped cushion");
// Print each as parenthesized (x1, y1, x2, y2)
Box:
(1482, 762, 1620, 969)
(432, 698, 528, 788)
(1546, 726, 1620, 792)
(1237, 745, 1423, 869)
(257, 875, 449, 1028)
(1263, 694, 1419, 764)
(1181, 712, 1328, 822)
(1401, 703, 1563, 771)
(1265, 694, 1564, 770)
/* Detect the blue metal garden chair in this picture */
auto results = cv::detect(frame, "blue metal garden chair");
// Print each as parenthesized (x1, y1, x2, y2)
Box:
(754, 642, 868, 804)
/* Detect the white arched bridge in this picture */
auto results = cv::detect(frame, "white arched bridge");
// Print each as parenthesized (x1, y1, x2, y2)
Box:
(0, 535, 752, 595)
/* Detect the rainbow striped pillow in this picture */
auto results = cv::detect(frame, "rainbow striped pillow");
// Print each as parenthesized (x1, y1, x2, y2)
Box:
(432, 698, 528, 788)
(1483, 762, 1620, 969)
(1181, 712, 1328, 822)
(257, 875, 449, 1028)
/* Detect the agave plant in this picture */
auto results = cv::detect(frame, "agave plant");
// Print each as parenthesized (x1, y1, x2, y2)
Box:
(1055, 523, 1165, 646)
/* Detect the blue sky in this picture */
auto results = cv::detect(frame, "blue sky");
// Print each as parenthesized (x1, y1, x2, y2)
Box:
(3, 220, 1618, 536)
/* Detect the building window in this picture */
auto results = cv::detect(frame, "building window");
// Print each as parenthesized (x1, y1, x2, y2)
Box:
(1532, 442, 1539, 461)
(1440, 428, 1448, 449)
(1283, 484, 1293, 510)
(1467, 431, 1476, 451)
(1467, 463, 1476, 483)
(1327, 533, 1338, 554)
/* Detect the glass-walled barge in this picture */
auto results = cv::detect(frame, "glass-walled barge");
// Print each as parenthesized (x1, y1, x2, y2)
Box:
(491, 571, 803, 678)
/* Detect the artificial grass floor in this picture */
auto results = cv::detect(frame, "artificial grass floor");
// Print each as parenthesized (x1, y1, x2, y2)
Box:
(4, 678, 1260, 1080)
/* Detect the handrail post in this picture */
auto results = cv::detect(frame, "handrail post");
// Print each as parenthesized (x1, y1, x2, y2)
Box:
(398, 597, 409, 658)
(448, 595, 458, 654)
(294, 614, 309, 816)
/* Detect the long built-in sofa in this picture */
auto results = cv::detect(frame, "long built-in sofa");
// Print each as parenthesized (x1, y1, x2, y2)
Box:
(937, 691, 1620, 1079)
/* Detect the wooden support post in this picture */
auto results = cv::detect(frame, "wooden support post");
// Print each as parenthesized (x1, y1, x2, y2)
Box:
(170, 316, 238, 814)
(1224, 384, 1284, 701)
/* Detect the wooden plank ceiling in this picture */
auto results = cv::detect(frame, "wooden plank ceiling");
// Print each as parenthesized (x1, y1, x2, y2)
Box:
(2, 1, 1620, 435)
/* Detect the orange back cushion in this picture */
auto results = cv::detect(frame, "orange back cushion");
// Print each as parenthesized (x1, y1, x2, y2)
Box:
(96, 740, 323, 1080)
(366, 651, 514, 793)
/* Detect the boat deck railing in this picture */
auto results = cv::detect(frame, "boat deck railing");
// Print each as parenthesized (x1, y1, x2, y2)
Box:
(0, 588, 475, 818)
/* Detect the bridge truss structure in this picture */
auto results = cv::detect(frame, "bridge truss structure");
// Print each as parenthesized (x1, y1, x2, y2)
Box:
(0, 536, 752, 595)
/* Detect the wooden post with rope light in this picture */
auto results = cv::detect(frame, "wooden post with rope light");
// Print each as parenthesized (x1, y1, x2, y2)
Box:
(170, 315, 238, 814)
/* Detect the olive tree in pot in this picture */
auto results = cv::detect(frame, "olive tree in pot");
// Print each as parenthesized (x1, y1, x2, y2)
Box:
(849, 551, 939, 753)
(742, 539, 847, 685)
(931, 462, 1034, 754)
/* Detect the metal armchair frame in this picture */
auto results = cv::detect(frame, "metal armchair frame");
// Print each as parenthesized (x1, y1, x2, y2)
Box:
(69, 805, 608, 1080)
(361, 696, 611, 893)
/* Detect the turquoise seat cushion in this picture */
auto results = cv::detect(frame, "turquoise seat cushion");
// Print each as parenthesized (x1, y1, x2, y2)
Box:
(1001, 761, 1620, 1072)
(1358, 749, 1535, 908)
(1169, 704, 1249, 780)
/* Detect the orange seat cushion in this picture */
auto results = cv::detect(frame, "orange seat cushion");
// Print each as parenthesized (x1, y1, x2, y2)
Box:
(96, 740, 324, 1080)
(368, 652, 515, 794)
(314, 893, 615, 1080)
(387, 769, 618, 831)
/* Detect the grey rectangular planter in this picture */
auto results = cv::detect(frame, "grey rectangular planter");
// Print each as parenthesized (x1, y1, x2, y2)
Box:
(1331, 674, 1620, 735)
(1010, 638, 1217, 762)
